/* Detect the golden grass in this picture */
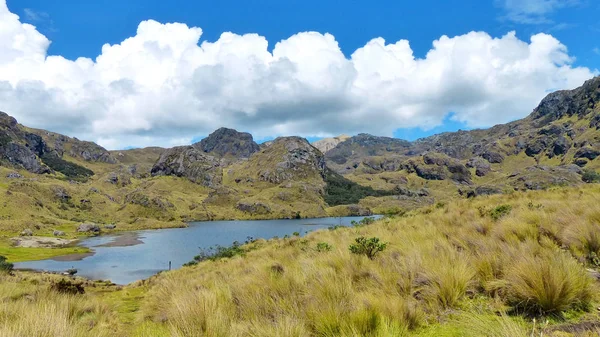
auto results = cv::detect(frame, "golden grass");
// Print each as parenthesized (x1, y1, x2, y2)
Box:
(1, 185, 600, 336)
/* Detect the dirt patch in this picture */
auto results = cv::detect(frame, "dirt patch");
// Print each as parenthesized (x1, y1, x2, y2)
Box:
(11, 236, 77, 248)
(94, 232, 144, 247)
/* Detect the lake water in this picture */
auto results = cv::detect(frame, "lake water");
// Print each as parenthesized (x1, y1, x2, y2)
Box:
(14, 216, 378, 285)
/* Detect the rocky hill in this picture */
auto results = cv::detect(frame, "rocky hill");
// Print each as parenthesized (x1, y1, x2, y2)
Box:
(322, 76, 600, 199)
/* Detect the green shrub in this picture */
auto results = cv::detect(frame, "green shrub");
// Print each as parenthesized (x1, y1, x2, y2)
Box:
(0, 256, 13, 273)
(316, 242, 332, 252)
(185, 241, 247, 266)
(351, 216, 376, 227)
(501, 252, 593, 315)
(50, 279, 85, 295)
(349, 237, 387, 260)
(490, 204, 512, 221)
(582, 169, 600, 183)
(41, 153, 94, 181)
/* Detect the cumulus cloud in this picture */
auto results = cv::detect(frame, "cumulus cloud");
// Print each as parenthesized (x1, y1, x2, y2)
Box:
(0, 0, 595, 149)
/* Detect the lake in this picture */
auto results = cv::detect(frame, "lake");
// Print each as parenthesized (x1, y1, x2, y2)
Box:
(14, 216, 378, 285)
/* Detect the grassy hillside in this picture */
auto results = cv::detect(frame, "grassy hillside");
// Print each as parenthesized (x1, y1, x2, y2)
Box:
(1, 185, 600, 336)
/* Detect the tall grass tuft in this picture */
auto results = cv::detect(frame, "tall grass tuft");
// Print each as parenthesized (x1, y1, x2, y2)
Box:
(501, 250, 594, 315)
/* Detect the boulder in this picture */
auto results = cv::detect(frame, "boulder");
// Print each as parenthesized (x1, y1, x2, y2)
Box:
(236, 201, 271, 215)
(6, 172, 22, 179)
(466, 186, 503, 198)
(481, 150, 504, 163)
(574, 147, 600, 160)
(104, 224, 116, 230)
(53, 230, 66, 236)
(20, 229, 33, 236)
(77, 223, 100, 233)
(51, 186, 71, 201)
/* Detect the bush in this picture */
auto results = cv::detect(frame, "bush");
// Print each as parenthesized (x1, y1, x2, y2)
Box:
(501, 252, 593, 315)
(0, 255, 13, 273)
(316, 242, 332, 252)
(490, 204, 512, 221)
(349, 237, 387, 260)
(40, 153, 94, 181)
(351, 217, 377, 227)
(582, 169, 600, 183)
(185, 241, 247, 266)
(50, 279, 85, 295)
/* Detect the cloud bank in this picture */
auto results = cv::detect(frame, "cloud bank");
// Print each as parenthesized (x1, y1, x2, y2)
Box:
(0, 0, 595, 149)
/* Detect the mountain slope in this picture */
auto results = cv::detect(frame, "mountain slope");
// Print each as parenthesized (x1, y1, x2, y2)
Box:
(324, 77, 600, 199)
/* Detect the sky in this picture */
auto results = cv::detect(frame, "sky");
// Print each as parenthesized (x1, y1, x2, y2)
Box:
(1, 0, 599, 149)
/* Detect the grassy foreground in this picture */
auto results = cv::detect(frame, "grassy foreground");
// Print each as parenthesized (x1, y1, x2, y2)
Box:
(2, 185, 600, 336)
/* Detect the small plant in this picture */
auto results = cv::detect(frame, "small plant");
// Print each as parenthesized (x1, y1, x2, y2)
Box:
(328, 225, 343, 231)
(582, 169, 600, 183)
(490, 204, 512, 221)
(351, 217, 376, 227)
(50, 279, 85, 295)
(316, 242, 332, 252)
(185, 241, 247, 266)
(527, 201, 543, 210)
(292, 231, 300, 237)
(0, 255, 13, 273)
(349, 237, 387, 260)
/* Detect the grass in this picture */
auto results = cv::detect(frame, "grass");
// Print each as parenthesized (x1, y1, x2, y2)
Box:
(0, 241, 91, 262)
(1, 185, 600, 336)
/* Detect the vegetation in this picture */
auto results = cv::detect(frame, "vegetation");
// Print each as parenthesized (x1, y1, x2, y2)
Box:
(582, 169, 600, 183)
(349, 236, 387, 259)
(50, 279, 86, 295)
(315, 242, 332, 252)
(184, 241, 247, 266)
(0, 186, 600, 336)
(0, 255, 13, 273)
(40, 153, 94, 180)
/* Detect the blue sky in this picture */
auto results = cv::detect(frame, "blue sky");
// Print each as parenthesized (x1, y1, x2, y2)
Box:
(1, 0, 599, 148)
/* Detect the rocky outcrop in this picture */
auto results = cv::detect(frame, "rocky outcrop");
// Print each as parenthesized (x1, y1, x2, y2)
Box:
(77, 223, 101, 233)
(574, 147, 600, 160)
(151, 146, 222, 187)
(509, 165, 583, 191)
(402, 153, 472, 184)
(531, 77, 600, 123)
(236, 201, 271, 215)
(254, 137, 326, 184)
(195, 127, 259, 159)
(69, 140, 117, 163)
(466, 157, 491, 177)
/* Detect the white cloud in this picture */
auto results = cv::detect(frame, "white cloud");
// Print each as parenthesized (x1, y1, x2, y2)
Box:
(496, 0, 579, 24)
(0, 0, 596, 149)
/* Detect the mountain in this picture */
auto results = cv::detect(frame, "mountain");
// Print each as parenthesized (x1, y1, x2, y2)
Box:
(0, 77, 597, 235)
(323, 77, 600, 198)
